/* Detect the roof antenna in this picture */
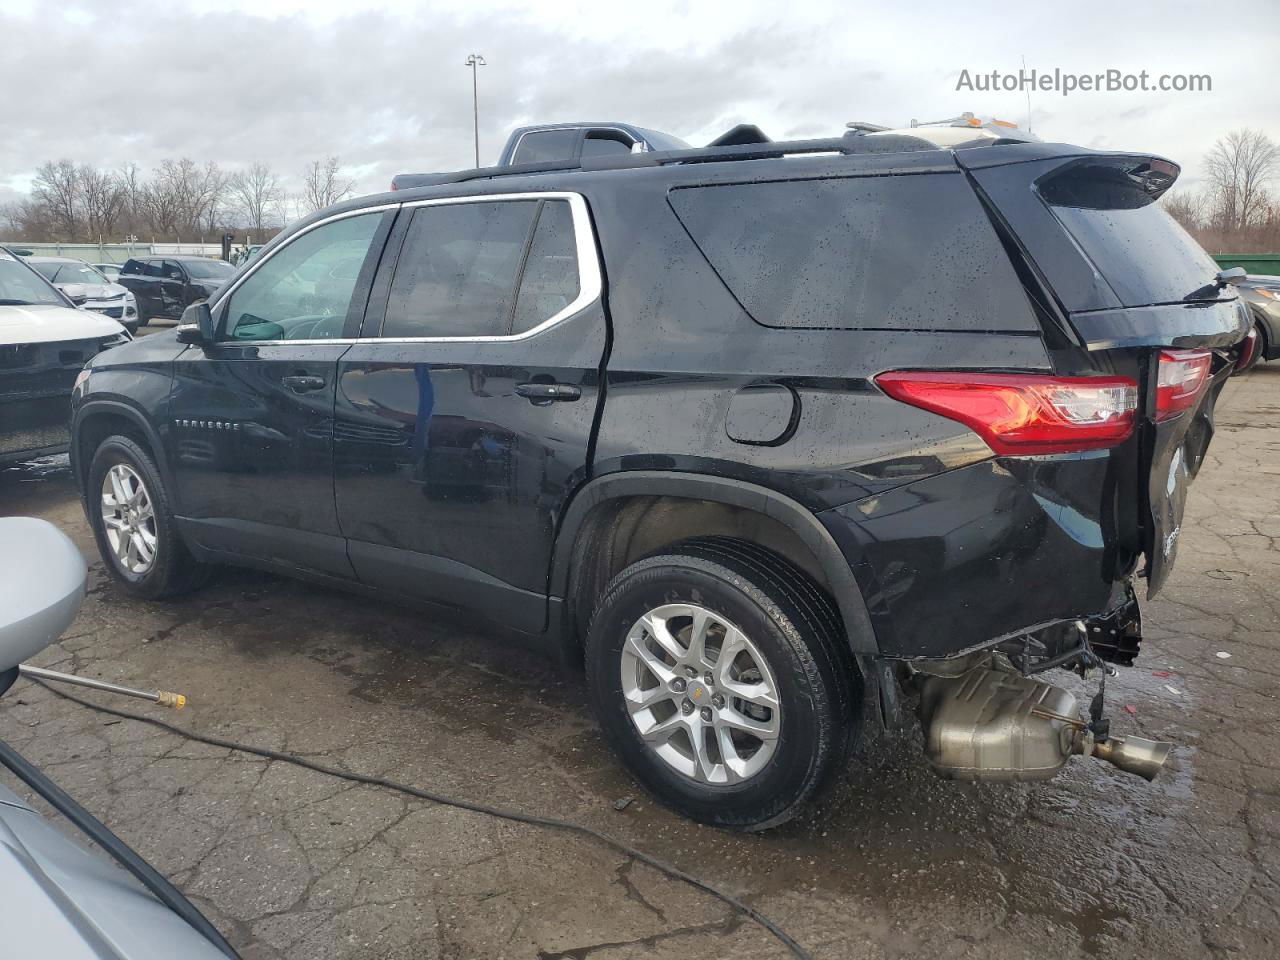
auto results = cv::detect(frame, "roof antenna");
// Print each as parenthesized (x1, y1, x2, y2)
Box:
(1022, 54, 1032, 132)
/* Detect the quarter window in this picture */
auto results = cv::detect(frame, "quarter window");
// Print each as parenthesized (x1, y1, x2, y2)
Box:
(512, 201, 580, 334)
(222, 212, 382, 341)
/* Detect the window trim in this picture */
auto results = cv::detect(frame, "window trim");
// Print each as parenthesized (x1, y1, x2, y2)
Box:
(209, 193, 600, 346)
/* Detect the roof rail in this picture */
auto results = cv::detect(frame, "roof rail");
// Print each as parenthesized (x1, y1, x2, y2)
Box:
(390, 133, 943, 191)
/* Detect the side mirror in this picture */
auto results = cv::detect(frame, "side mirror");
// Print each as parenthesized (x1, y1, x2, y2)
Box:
(0, 518, 86, 677)
(1217, 266, 1247, 288)
(176, 301, 214, 346)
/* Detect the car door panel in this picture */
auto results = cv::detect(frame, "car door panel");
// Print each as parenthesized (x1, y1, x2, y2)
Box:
(166, 209, 396, 579)
(332, 194, 605, 633)
(334, 319, 605, 632)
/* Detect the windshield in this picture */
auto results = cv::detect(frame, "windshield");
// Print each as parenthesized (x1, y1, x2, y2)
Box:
(182, 259, 235, 279)
(54, 263, 108, 285)
(0, 254, 65, 306)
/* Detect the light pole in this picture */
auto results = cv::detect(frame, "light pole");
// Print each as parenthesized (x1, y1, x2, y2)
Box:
(465, 53, 486, 168)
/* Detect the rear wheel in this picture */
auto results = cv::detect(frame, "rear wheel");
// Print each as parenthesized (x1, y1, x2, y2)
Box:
(585, 537, 859, 830)
(87, 435, 207, 599)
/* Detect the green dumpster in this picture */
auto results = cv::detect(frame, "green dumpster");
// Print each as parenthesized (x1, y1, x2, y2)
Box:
(1212, 254, 1280, 277)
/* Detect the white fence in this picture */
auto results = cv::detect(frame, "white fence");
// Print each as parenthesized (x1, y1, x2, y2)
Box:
(4, 241, 225, 265)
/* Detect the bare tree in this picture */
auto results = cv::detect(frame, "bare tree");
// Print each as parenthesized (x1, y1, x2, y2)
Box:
(79, 165, 125, 240)
(229, 162, 283, 240)
(140, 159, 226, 240)
(32, 160, 82, 239)
(302, 156, 355, 213)
(1162, 186, 1207, 232)
(1204, 129, 1279, 233)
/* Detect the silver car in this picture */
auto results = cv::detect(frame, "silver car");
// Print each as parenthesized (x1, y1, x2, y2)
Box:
(0, 517, 235, 958)
(26, 258, 140, 334)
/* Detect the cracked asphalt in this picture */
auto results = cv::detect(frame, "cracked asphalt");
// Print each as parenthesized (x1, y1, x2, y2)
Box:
(1, 366, 1278, 959)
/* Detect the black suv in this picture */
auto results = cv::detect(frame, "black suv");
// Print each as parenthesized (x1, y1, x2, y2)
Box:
(71, 132, 1248, 829)
(116, 256, 235, 324)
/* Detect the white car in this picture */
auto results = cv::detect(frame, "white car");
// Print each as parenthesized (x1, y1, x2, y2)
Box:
(1, 248, 131, 464)
(26, 257, 141, 334)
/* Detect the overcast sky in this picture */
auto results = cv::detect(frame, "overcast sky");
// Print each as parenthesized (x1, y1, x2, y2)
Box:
(2, 0, 1277, 207)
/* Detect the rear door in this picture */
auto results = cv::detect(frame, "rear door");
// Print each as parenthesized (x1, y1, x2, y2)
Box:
(333, 192, 606, 632)
(964, 151, 1249, 595)
(159, 260, 188, 318)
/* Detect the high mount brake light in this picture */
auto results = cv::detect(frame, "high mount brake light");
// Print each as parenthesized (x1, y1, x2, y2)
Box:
(875, 371, 1138, 456)
(1156, 349, 1212, 419)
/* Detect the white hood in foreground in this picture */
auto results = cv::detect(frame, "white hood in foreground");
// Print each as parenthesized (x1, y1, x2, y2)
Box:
(0, 304, 127, 346)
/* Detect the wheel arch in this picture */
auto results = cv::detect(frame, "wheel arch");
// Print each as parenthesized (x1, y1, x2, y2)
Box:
(550, 471, 880, 659)
(72, 401, 173, 500)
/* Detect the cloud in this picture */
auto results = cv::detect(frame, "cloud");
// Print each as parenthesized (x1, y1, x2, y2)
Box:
(0, 0, 1277, 203)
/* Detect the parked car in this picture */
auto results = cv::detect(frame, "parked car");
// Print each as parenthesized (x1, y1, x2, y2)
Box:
(1236, 274, 1280, 367)
(92, 262, 123, 282)
(0, 517, 235, 959)
(71, 130, 1248, 829)
(392, 121, 690, 189)
(26, 257, 140, 334)
(1, 246, 130, 465)
(116, 256, 235, 324)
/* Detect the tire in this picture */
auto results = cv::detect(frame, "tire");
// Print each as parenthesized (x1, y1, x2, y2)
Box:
(585, 536, 860, 830)
(87, 435, 208, 599)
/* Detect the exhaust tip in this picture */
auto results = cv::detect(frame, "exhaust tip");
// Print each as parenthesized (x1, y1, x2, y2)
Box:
(1091, 735, 1172, 782)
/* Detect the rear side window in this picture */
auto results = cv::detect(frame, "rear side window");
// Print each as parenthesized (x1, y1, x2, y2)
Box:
(1038, 160, 1221, 307)
(669, 175, 1036, 331)
(511, 129, 580, 164)
(121, 259, 144, 275)
(384, 201, 538, 338)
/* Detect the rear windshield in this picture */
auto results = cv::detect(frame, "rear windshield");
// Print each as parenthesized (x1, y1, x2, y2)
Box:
(668, 174, 1037, 332)
(1038, 160, 1221, 307)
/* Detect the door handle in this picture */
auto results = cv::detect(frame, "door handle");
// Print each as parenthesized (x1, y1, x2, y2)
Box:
(281, 374, 327, 393)
(515, 382, 582, 403)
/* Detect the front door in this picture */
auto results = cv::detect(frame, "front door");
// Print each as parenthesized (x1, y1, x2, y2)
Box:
(159, 260, 188, 318)
(168, 209, 395, 578)
(333, 194, 606, 632)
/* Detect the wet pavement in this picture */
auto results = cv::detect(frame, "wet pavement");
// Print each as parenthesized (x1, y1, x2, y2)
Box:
(1, 366, 1278, 959)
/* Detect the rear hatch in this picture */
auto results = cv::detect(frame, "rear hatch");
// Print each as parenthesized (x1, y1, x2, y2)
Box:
(960, 146, 1250, 596)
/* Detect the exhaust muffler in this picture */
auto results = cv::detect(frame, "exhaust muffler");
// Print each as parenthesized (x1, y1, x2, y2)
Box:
(917, 663, 1171, 783)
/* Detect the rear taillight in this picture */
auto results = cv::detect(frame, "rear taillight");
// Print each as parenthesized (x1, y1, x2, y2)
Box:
(875, 371, 1138, 456)
(1155, 349, 1212, 420)
(1234, 329, 1259, 373)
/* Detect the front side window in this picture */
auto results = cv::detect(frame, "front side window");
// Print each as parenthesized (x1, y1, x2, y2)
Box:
(223, 212, 382, 341)
(162, 260, 186, 281)
(143, 261, 165, 278)
(30, 261, 60, 281)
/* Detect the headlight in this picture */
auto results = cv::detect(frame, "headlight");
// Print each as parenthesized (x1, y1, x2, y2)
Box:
(73, 368, 92, 393)
(99, 331, 132, 349)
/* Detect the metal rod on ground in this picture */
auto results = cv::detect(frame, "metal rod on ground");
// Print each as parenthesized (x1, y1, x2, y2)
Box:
(18, 665, 186, 709)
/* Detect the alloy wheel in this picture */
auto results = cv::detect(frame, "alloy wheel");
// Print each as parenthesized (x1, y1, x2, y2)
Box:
(100, 463, 157, 575)
(620, 603, 781, 784)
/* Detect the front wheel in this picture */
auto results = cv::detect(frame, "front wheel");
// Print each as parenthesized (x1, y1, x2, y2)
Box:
(585, 537, 859, 830)
(87, 435, 208, 599)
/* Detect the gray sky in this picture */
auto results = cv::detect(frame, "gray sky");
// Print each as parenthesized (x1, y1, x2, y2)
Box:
(2, 0, 1277, 207)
